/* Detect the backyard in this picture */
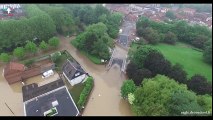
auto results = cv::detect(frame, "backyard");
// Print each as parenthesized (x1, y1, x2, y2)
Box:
(131, 42, 212, 81)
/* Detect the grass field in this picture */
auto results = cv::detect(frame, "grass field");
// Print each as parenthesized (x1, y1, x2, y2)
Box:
(131, 42, 212, 81)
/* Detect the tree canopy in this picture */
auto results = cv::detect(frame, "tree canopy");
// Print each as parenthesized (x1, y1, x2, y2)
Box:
(25, 41, 37, 54)
(0, 53, 10, 63)
(165, 11, 176, 20)
(0, 5, 56, 53)
(48, 37, 60, 48)
(73, 22, 113, 60)
(132, 75, 205, 116)
(187, 74, 212, 95)
(121, 80, 137, 99)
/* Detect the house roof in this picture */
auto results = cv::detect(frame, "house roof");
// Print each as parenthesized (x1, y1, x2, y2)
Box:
(9, 62, 25, 71)
(62, 59, 86, 81)
(119, 34, 129, 47)
(3, 62, 25, 77)
(23, 79, 79, 116)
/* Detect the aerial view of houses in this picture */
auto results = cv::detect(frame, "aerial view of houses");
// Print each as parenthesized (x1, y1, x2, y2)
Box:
(0, 3, 212, 116)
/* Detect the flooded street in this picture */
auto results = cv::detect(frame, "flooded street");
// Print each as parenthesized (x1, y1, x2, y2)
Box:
(0, 65, 23, 116)
(58, 36, 133, 116)
(0, 35, 132, 116)
(0, 63, 60, 116)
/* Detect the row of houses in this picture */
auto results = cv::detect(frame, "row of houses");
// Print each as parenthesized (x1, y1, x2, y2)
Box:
(3, 58, 87, 87)
(108, 4, 212, 29)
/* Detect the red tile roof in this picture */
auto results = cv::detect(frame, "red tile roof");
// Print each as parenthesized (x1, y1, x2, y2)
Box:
(9, 62, 25, 71)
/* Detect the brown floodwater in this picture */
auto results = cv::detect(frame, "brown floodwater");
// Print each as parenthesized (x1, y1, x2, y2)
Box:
(0, 63, 60, 116)
(58, 36, 133, 116)
(0, 65, 23, 116)
(0, 35, 133, 116)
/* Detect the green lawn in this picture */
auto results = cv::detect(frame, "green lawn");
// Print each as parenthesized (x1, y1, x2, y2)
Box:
(80, 51, 101, 64)
(131, 42, 212, 81)
(71, 40, 101, 64)
(68, 83, 85, 104)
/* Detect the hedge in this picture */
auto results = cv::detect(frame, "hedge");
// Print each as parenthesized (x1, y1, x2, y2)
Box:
(77, 76, 94, 110)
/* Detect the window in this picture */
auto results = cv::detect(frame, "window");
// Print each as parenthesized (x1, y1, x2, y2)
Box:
(75, 72, 80, 77)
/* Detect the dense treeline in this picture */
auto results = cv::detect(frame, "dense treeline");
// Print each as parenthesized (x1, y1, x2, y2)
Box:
(136, 17, 212, 64)
(0, 5, 56, 53)
(72, 22, 113, 60)
(0, 37, 60, 63)
(62, 4, 123, 38)
(121, 75, 212, 116)
(127, 46, 212, 95)
(37, 4, 75, 36)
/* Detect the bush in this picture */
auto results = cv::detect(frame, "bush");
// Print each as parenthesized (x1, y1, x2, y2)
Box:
(51, 52, 61, 63)
(121, 80, 136, 99)
(25, 41, 38, 54)
(77, 77, 94, 110)
(187, 74, 212, 95)
(13, 47, 25, 59)
(0, 53, 10, 63)
(39, 41, 48, 51)
(48, 37, 60, 48)
(163, 31, 177, 45)
(24, 59, 35, 67)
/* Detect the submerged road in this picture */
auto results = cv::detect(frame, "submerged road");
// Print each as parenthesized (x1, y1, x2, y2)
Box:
(58, 35, 132, 116)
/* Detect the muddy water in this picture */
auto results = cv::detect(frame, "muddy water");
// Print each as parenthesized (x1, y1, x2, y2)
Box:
(0, 35, 133, 116)
(58, 36, 133, 116)
(0, 65, 23, 116)
(0, 64, 60, 116)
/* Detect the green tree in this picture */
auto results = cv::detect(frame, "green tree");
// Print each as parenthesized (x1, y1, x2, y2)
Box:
(13, 47, 25, 59)
(51, 52, 61, 63)
(72, 22, 112, 60)
(136, 17, 151, 36)
(25, 41, 37, 54)
(197, 94, 212, 115)
(142, 27, 160, 44)
(48, 37, 60, 48)
(128, 93, 135, 105)
(132, 75, 190, 116)
(129, 45, 158, 68)
(203, 40, 212, 64)
(143, 51, 172, 76)
(39, 41, 48, 50)
(0, 53, 10, 63)
(167, 63, 188, 84)
(187, 74, 212, 95)
(164, 31, 177, 45)
(121, 80, 137, 99)
(167, 90, 203, 116)
(0, 5, 56, 52)
(38, 5, 74, 35)
(165, 11, 176, 20)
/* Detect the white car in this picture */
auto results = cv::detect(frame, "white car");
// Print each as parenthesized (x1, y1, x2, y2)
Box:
(42, 70, 54, 78)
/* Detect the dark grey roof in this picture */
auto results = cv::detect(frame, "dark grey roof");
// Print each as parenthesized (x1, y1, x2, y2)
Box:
(119, 34, 129, 47)
(24, 86, 79, 116)
(22, 79, 65, 102)
(62, 60, 86, 81)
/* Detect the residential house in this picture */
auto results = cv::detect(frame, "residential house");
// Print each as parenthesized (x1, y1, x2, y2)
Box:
(23, 79, 80, 116)
(3, 62, 25, 84)
(3, 60, 55, 84)
(62, 59, 87, 86)
(181, 8, 196, 16)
